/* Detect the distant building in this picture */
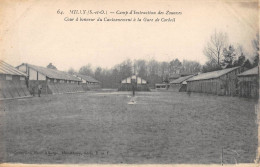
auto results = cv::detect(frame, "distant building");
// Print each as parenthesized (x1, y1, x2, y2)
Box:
(74, 74, 101, 90)
(238, 66, 259, 98)
(186, 67, 243, 96)
(17, 63, 84, 94)
(118, 75, 150, 91)
(170, 75, 194, 92)
(0, 60, 31, 99)
(155, 83, 169, 90)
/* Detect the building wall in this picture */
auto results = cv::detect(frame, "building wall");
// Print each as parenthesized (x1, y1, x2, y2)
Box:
(18, 65, 27, 73)
(82, 83, 101, 90)
(29, 68, 37, 80)
(0, 74, 30, 99)
(238, 75, 258, 98)
(169, 83, 182, 92)
(0, 74, 26, 82)
(28, 80, 48, 95)
(18, 64, 46, 81)
(28, 68, 46, 80)
(47, 82, 84, 94)
(219, 68, 241, 96)
(187, 79, 224, 95)
(122, 76, 147, 84)
(38, 72, 46, 80)
(187, 68, 241, 96)
(118, 83, 150, 91)
(12, 75, 26, 82)
(156, 84, 167, 89)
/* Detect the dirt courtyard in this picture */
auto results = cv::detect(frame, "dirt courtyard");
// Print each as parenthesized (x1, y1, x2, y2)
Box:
(0, 91, 258, 164)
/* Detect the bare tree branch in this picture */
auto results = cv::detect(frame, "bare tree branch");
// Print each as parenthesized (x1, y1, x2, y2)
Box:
(204, 30, 228, 65)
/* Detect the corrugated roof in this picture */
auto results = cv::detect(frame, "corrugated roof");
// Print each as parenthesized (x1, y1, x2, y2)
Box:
(75, 74, 100, 83)
(187, 66, 241, 82)
(170, 75, 194, 84)
(238, 66, 258, 76)
(0, 60, 27, 76)
(22, 63, 81, 81)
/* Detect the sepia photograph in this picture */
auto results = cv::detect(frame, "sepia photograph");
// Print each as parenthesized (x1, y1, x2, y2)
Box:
(0, 0, 259, 166)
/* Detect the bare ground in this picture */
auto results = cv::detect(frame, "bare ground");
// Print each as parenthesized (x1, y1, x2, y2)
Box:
(0, 91, 258, 164)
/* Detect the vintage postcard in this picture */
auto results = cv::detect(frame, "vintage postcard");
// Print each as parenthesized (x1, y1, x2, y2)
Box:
(0, 0, 259, 166)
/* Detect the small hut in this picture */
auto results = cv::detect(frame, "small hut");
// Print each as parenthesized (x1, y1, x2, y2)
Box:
(74, 74, 101, 90)
(170, 75, 194, 92)
(0, 60, 31, 99)
(155, 83, 169, 90)
(237, 66, 259, 98)
(118, 75, 150, 91)
(186, 66, 243, 96)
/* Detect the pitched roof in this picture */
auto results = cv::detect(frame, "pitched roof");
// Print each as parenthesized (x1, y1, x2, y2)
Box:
(0, 60, 27, 76)
(187, 66, 241, 82)
(238, 66, 258, 76)
(75, 74, 100, 83)
(170, 75, 194, 84)
(20, 63, 81, 81)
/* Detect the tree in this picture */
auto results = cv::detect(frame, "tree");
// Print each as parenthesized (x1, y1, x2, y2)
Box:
(111, 68, 120, 88)
(252, 33, 259, 67)
(147, 59, 161, 86)
(202, 60, 222, 73)
(243, 59, 252, 69)
(79, 64, 93, 76)
(233, 45, 246, 67)
(253, 55, 259, 67)
(221, 45, 236, 68)
(169, 59, 182, 74)
(160, 61, 169, 82)
(119, 59, 132, 80)
(181, 60, 202, 74)
(203, 30, 228, 65)
(134, 59, 147, 79)
(94, 67, 102, 80)
(68, 67, 76, 75)
(47, 63, 57, 70)
(233, 53, 246, 67)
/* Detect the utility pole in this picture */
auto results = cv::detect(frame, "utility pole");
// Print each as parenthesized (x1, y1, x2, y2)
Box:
(132, 64, 136, 96)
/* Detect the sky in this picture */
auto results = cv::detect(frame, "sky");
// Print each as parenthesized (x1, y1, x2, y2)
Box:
(0, 0, 258, 71)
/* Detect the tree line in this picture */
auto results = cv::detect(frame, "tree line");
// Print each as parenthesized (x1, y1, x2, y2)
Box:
(202, 30, 259, 72)
(68, 59, 202, 88)
(67, 30, 259, 88)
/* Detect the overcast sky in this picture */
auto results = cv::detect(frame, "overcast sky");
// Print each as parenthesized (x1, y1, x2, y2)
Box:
(0, 0, 258, 71)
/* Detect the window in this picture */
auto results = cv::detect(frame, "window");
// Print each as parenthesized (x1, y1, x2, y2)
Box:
(20, 76, 25, 80)
(6, 75, 12, 80)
